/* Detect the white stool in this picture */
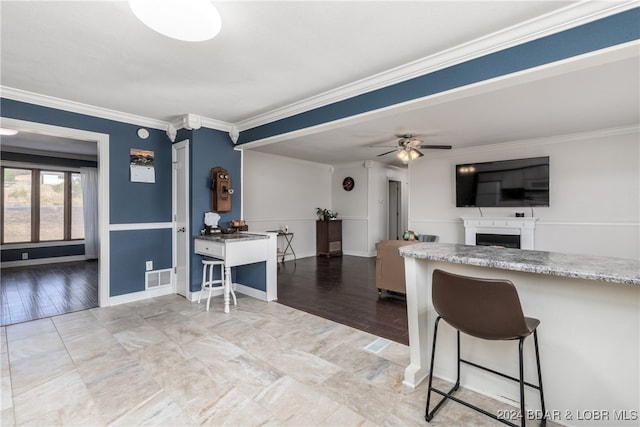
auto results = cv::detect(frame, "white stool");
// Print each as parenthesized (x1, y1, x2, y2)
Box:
(198, 259, 237, 312)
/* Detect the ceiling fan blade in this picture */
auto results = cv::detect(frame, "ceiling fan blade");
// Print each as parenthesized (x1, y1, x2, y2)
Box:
(416, 145, 452, 150)
(376, 149, 398, 157)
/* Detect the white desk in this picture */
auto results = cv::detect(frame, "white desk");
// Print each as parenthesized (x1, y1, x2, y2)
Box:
(194, 232, 277, 311)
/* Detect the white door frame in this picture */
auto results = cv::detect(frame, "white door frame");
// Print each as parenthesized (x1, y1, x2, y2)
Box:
(172, 139, 190, 298)
(1, 117, 110, 306)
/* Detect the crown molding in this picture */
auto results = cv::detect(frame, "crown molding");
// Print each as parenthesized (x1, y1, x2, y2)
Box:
(449, 125, 640, 157)
(361, 160, 407, 172)
(0, 86, 170, 130)
(234, 1, 639, 132)
(1, 86, 233, 137)
(2, 1, 636, 140)
(237, 144, 335, 169)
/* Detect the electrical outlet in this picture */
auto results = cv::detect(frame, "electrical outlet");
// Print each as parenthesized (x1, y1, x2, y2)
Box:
(21, 253, 28, 260)
(145, 261, 153, 271)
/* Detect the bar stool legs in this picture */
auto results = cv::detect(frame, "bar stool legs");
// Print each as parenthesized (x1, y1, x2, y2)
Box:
(425, 316, 546, 427)
(223, 265, 237, 314)
(198, 259, 237, 312)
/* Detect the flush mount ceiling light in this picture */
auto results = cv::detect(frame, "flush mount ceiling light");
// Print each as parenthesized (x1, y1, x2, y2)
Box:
(129, 0, 222, 42)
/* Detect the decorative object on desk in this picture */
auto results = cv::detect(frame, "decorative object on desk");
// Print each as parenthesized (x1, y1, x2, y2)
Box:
(204, 212, 220, 235)
(211, 166, 233, 212)
(230, 219, 248, 231)
(316, 207, 338, 221)
(342, 176, 355, 191)
(220, 228, 236, 234)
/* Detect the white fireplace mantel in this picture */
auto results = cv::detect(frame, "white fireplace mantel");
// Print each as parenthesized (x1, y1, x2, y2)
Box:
(461, 217, 538, 249)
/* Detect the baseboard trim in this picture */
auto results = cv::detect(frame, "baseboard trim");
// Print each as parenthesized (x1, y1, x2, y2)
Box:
(188, 282, 271, 303)
(110, 281, 272, 307)
(1, 255, 87, 268)
(109, 285, 174, 306)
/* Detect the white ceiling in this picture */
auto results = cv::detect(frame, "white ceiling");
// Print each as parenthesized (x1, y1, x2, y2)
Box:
(1, 1, 639, 167)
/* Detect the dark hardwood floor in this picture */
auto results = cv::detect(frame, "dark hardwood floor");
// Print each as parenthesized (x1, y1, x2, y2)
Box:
(1, 256, 409, 346)
(1, 260, 99, 326)
(276, 255, 409, 345)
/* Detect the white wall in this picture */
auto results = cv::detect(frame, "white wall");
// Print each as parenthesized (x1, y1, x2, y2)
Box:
(332, 162, 409, 257)
(244, 153, 409, 260)
(332, 163, 369, 256)
(409, 127, 640, 258)
(243, 151, 332, 259)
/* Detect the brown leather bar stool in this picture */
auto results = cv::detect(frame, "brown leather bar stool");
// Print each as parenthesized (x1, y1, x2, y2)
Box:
(425, 269, 546, 427)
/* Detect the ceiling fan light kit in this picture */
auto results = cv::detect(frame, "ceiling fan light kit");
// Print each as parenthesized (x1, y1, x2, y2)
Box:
(129, 0, 222, 42)
(377, 134, 452, 164)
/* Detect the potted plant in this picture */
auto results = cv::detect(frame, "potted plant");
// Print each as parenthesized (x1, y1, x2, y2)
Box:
(316, 208, 338, 221)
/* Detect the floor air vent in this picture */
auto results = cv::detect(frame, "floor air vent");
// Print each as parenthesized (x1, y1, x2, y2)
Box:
(146, 269, 172, 289)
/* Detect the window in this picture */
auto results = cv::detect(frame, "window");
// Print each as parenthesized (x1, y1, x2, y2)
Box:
(1, 167, 84, 244)
(2, 168, 32, 243)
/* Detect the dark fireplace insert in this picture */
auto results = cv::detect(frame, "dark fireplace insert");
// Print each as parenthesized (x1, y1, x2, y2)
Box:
(476, 233, 521, 249)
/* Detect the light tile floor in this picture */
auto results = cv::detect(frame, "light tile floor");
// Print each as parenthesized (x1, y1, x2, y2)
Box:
(1, 294, 552, 426)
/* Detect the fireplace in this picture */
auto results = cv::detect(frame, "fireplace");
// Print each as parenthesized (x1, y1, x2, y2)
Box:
(476, 233, 521, 249)
(461, 217, 537, 250)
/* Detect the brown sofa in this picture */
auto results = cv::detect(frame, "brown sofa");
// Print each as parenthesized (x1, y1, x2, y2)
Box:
(375, 240, 417, 295)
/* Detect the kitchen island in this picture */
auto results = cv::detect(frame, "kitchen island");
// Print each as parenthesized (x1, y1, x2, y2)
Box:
(194, 232, 277, 309)
(399, 243, 639, 426)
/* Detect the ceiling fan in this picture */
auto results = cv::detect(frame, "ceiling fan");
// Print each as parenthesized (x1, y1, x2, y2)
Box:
(375, 134, 452, 163)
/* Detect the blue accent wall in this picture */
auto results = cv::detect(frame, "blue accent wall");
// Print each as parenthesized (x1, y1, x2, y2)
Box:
(188, 127, 246, 292)
(110, 228, 172, 296)
(236, 262, 267, 292)
(1, 98, 173, 296)
(237, 7, 640, 144)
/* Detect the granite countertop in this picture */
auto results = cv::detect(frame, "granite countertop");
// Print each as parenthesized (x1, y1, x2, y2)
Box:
(194, 233, 269, 242)
(399, 243, 640, 286)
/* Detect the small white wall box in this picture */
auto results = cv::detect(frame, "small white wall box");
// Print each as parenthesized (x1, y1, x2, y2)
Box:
(145, 268, 172, 289)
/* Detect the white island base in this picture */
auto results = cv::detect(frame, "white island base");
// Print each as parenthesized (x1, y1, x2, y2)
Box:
(401, 244, 639, 427)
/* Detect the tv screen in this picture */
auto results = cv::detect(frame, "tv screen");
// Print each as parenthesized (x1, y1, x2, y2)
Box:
(456, 156, 549, 207)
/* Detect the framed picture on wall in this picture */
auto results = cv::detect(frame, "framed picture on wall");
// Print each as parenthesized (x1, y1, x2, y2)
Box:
(130, 148, 155, 183)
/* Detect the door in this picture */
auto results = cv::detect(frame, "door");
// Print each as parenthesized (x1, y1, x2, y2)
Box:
(388, 180, 402, 240)
(173, 140, 190, 297)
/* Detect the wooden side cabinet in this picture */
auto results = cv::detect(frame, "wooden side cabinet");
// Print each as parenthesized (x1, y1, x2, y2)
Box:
(316, 220, 342, 257)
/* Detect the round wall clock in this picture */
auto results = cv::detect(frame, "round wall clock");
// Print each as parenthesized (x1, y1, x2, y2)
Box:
(342, 176, 355, 191)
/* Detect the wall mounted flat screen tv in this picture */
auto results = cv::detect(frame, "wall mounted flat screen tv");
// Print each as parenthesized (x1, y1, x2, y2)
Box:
(456, 156, 549, 207)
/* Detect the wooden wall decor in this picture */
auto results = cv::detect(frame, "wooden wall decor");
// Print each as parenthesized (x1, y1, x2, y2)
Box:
(211, 166, 233, 212)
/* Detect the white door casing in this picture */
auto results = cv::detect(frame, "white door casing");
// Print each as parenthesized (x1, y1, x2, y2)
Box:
(172, 140, 190, 297)
(0, 117, 110, 306)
